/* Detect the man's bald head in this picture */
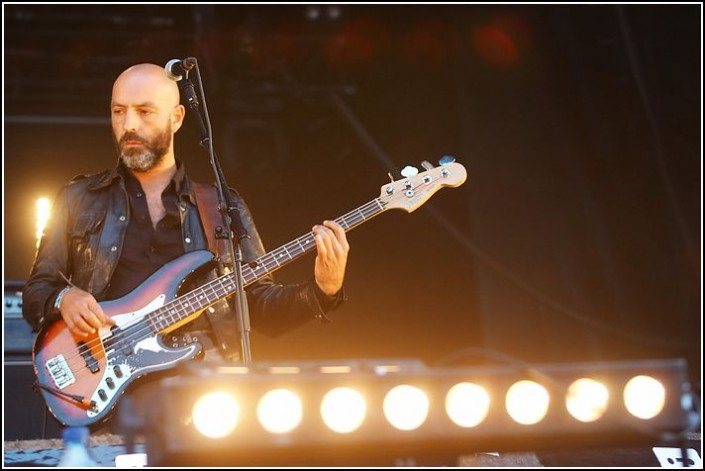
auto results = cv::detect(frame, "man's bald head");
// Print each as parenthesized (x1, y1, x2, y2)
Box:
(112, 63, 180, 109)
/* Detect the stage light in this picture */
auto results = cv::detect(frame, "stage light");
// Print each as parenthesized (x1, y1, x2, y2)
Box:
(257, 389, 303, 433)
(320, 387, 367, 433)
(35, 197, 51, 248)
(505, 380, 550, 425)
(383, 384, 430, 431)
(566, 378, 609, 422)
(192, 391, 239, 438)
(624, 375, 666, 419)
(140, 358, 695, 466)
(445, 382, 490, 427)
(304, 5, 320, 21)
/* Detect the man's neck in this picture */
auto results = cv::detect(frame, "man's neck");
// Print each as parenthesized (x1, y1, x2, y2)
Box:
(129, 158, 177, 195)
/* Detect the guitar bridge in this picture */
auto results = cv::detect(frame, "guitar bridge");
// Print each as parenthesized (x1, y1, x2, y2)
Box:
(46, 354, 76, 389)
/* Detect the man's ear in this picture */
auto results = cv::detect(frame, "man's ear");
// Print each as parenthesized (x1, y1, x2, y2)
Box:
(172, 104, 186, 133)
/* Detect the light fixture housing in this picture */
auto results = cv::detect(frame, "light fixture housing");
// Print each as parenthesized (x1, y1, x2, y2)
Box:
(139, 358, 694, 467)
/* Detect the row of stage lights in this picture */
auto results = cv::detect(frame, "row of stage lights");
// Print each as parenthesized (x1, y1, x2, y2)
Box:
(191, 372, 667, 438)
(143, 358, 694, 466)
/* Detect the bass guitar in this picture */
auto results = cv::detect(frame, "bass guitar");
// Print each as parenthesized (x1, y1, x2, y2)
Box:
(33, 161, 467, 426)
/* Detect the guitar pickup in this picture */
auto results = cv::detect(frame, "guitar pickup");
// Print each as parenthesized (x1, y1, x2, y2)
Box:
(105, 325, 133, 357)
(77, 341, 101, 374)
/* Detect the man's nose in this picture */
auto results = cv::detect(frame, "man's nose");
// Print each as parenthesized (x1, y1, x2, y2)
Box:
(123, 109, 139, 133)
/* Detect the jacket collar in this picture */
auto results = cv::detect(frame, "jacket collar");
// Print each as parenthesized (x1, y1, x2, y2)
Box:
(87, 159, 196, 205)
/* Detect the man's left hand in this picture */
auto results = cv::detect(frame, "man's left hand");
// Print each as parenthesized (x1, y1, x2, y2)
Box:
(312, 220, 349, 296)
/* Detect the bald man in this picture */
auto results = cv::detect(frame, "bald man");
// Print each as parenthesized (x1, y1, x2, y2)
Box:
(23, 63, 349, 369)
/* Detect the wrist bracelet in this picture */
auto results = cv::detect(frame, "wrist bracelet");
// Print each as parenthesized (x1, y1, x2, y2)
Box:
(53, 286, 74, 312)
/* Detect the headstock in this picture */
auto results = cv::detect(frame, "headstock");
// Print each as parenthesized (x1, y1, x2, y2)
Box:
(379, 158, 467, 213)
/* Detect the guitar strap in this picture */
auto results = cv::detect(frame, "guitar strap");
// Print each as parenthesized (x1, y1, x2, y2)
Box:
(192, 182, 241, 361)
(192, 182, 232, 267)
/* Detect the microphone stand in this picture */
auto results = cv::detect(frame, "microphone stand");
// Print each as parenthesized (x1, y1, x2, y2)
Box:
(177, 58, 253, 364)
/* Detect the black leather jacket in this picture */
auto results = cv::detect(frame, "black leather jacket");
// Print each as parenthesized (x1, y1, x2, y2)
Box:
(22, 164, 344, 358)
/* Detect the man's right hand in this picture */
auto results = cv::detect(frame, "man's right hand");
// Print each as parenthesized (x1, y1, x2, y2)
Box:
(59, 288, 115, 337)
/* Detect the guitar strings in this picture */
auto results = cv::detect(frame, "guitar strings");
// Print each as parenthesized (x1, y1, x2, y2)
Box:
(55, 163, 454, 372)
(47, 198, 388, 387)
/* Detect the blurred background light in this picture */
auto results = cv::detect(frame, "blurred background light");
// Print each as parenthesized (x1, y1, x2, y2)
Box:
(257, 388, 303, 433)
(192, 391, 239, 438)
(505, 380, 550, 425)
(624, 375, 666, 420)
(566, 378, 609, 423)
(445, 382, 490, 427)
(383, 384, 430, 431)
(320, 386, 367, 433)
(35, 197, 51, 248)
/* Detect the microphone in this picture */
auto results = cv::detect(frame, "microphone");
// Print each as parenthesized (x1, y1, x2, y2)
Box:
(164, 57, 197, 81)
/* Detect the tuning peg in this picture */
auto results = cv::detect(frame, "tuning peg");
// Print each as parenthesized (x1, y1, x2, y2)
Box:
(438, 155, 456, 165)
(421, 160, 434, 171)
(400, 165, 419, 178)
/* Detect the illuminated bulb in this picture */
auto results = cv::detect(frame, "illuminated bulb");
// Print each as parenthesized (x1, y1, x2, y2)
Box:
(35, 197, 51, 248)
(566, 378, 609, 422)
(192, 392, 239, 438)
(257, 389, 303, 433)
(383, 385, 429, 431)
(505, 380, 550, 425)
(320, 387, 367, 433)
(445, 382, 490, 427)
(624, 375, 665, 419)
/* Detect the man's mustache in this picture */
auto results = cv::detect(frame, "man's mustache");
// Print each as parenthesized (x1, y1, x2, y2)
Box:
(119, 133, 148, 146)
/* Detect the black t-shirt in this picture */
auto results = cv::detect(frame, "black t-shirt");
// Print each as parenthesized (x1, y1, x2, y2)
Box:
(103, 166, 185, 300)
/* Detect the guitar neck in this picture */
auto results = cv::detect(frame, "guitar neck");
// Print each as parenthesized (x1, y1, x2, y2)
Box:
(148, 160, 467, 333)
(242, 197, 386, 284)
(148, 198, 387, 333)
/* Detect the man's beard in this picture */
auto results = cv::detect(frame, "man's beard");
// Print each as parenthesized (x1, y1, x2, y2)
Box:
(115, 126, 172, 172)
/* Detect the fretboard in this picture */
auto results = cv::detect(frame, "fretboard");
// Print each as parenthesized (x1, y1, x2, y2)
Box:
(148, 197, 386, 333)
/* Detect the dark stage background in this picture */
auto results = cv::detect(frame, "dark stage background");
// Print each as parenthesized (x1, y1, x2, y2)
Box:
(3, 5, 701, 391)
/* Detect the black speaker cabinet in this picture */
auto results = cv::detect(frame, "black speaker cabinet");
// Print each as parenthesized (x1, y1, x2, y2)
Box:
(4, 280, 62, 440)
(4, 358, 63, 440)
(4, 279, 35, 354)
